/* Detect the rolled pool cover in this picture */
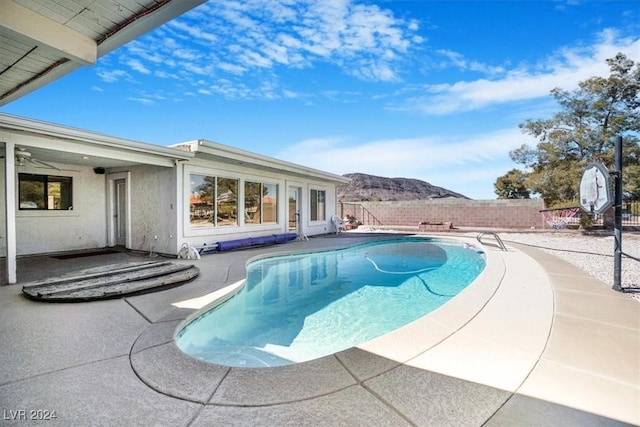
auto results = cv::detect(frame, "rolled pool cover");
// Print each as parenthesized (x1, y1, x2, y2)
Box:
(253, 235, 277, 246)
(275, 232, 297, 243)
(216, 238, 254, 252)
(216, 233, 297, 252)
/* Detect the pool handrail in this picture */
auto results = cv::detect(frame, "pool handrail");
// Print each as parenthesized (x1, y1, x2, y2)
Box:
(476, 232, 508, 251)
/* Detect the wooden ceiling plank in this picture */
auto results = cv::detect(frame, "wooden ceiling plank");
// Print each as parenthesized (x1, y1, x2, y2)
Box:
(66, 18, 106, 40)
(113, 0, 147, 15)
(15, 0, 77, 24)
(0, 0, 98, 65)
(89, 2, 130, 24)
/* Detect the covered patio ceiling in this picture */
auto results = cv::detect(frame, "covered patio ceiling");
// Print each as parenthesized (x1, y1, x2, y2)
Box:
(0, 0, 206, 107)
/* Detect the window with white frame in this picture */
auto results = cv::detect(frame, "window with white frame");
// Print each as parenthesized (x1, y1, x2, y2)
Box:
(244, 181, 278, 224)
(217, 177, 238, 226)
(189, 174, 238, 227)
(310, 188, 326, 221)
(19, 173, 72, 210)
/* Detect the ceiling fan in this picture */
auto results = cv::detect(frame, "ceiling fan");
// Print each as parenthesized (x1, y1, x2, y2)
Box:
(2, 147, 77, 172)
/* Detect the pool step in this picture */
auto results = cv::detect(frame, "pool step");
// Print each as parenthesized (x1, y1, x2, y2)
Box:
(22, 261, 199, 302)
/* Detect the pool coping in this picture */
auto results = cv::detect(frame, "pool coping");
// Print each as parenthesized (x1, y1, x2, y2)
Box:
(128, 235, 552, 406)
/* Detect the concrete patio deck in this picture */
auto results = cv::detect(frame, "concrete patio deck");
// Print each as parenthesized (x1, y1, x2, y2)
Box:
(0, 233, 638, 426)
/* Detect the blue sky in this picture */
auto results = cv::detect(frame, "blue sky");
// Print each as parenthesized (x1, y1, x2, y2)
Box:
(3, 0, 639, 199)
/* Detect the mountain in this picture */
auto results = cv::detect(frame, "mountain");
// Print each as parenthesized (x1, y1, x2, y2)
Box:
(337, 173, 469, 202)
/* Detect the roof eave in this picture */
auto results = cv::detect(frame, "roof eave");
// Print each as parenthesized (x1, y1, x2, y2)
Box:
(176, 139, 350, 184)
(0, 113, 194, 161)
(95, 0, 207, 58)
(0, 0, 207, 107)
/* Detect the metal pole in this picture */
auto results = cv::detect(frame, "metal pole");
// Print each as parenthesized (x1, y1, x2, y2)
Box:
(613, 135, 623, 292)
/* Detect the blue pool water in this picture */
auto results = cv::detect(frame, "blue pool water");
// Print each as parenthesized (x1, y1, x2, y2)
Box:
(176, 237, 485, 368)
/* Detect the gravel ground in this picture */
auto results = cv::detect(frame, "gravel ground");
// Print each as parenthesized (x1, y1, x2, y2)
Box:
(499, 231, 640, 302)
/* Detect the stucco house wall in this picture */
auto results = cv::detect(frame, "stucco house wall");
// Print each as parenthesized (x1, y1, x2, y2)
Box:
(1, 117, 348, 271)
(5, 162, 107, 256)
(178, 157, 343, 251)
(300, 180, 340, 236)
(117, 164, 178, 255)
(181, 160, 284, 246)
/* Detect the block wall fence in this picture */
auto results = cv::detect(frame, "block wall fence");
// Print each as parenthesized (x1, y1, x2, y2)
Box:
(340, 199, 547, 230)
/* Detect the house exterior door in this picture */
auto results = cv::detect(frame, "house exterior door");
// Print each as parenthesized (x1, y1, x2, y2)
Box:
(288, 187, 300, 232)
(115, 179, 127, 246)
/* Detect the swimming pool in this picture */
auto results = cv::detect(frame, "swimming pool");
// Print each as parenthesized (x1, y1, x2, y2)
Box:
(176, 237, 485, 368)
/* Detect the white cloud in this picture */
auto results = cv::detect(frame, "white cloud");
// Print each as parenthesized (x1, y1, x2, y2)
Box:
(110, 0, 421, 100)
(126, 97, 154, 105)
(126, 59, 151, 74)
(207, 80, 253, 99)
(435, 49, 505, 75)
(398, 30, 640, 115)
(154, 70, 178, 79)
(275, 128, 540, 199)
(282, 89, 302, 99)
(423, 166, 516, 199)
(100, 1, 637, 110)
(166, 20, 218, 44)
(96, 69, 131, 83)
(218, 62, 247, 75)
(173, 49, 201, 61)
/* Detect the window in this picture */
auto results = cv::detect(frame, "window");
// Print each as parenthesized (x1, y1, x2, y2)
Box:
(190, 174, 214, 227)
(19, 174, 72, 210)
(189, 174, 238, 227)
(217, 178, 238, 227)
(245, 181, 278, 224)
(310, 189, 326, 221)
(262, 183, 278, 223)
(244, 181, 261, 224)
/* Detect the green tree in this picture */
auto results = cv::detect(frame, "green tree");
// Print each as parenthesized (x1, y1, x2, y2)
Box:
(494, 169, 531, 199)
(495, 53, 640, 206)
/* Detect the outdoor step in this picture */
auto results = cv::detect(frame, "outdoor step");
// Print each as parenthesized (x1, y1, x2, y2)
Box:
(41, 267, 201, 301)
(22, 262, 199, 302)
(22, 261, 171, 288)
(31, 264, 195, 296)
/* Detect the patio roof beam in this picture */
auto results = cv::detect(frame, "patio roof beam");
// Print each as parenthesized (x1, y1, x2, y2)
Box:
(0, 0, 97, 66)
